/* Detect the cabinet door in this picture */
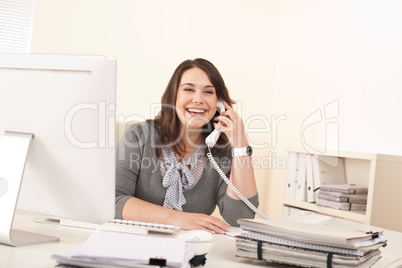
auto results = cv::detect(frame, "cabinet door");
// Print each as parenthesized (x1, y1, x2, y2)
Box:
(370, 160, 402, 232)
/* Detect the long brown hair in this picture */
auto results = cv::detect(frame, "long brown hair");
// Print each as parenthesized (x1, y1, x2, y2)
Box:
(148, 58, 234, 158)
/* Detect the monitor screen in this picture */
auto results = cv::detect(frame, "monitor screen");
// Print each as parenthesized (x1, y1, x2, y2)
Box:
(0, 54, 116, 245)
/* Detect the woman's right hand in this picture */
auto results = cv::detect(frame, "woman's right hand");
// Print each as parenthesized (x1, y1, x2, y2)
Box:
(172, 211, 230, 234)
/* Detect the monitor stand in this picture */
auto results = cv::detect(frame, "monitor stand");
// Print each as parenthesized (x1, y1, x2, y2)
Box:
(0, 131, 59, 246)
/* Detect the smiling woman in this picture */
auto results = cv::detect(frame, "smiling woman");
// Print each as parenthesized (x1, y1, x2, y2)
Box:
(115, 58, 260, 232)
(155, 59, 234, 159)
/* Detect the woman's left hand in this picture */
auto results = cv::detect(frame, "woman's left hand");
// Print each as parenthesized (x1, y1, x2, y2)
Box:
(214, 101, 249, 148)
(214, 101, 258, 201)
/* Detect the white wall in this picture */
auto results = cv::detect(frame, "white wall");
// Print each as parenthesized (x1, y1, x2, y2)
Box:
(31, 0, 280, 120)
(273, 0, 402, 155)
(271, 0, 402, 217)
(31, 0, 402, 218)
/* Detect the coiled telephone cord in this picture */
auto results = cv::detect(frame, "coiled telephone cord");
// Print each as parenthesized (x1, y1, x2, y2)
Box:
(206, 149, 270, 220)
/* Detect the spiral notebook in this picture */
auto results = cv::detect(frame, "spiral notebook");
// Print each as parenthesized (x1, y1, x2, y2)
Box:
(240, 231, 382, 256)
(237, 218, 384, 247)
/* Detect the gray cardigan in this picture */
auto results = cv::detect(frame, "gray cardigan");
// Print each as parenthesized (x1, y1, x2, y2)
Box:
(115, 122, 259, 226)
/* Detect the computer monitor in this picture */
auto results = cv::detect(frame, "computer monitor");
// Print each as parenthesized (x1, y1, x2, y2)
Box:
(0, 54, 116, 246)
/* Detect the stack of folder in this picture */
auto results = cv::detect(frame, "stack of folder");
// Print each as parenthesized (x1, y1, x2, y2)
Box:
(235, 218, 387, 268)
(316, 184, 368, 211)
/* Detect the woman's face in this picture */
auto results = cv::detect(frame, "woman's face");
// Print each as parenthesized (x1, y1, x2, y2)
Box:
(175, 67, 218, 131)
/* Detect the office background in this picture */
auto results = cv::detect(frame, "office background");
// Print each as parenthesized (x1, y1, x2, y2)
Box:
(29, 0, 402, 219)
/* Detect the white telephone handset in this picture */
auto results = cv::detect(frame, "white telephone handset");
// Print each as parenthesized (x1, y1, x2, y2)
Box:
(205, 100, 269, 219)
(205, 100, 225, 148)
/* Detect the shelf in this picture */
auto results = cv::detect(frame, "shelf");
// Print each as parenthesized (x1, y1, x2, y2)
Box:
(283, 198, 367, 223)
(287, 149, 402, 163)
(282, 150, 402, 232)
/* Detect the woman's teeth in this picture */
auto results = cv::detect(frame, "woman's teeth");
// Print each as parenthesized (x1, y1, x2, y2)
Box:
(187, 109, 205, 114)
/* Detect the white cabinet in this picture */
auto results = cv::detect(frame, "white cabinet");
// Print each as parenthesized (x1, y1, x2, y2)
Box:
(282, 150, 402, 232)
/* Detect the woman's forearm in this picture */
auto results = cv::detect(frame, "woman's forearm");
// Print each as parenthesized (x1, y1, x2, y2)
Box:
(122, 197, 230, 233)
(122, 197, 177, 224)
(227, 155, 258, 200)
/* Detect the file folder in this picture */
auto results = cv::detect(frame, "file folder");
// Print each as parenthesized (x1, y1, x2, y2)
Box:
(285, 152, 299, 199)
(295, 153, 307, 201)
(305, 154, 315, 203)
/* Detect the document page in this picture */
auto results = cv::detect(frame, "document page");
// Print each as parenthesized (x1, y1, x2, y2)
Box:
(72, 230, 187, 267)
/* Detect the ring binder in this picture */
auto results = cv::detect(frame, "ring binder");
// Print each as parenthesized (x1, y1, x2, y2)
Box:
(240, 231, 371, 256)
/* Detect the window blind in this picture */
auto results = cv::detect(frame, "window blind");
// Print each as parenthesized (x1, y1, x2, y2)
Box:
(0, 0, 34, 53)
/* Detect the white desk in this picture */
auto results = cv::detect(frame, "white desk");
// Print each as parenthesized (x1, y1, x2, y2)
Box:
(2, 214, 402, 267)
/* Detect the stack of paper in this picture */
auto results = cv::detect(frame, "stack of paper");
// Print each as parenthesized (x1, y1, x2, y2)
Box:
(52, 230, 197, 268)
(235, 218, 386, 268)
(316, 184, 368, 211)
